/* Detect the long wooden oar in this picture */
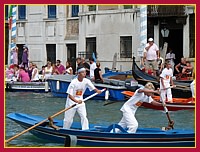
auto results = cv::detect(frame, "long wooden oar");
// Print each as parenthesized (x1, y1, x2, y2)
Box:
(160, 90, 174, 130)
(5, 88, 106, 143)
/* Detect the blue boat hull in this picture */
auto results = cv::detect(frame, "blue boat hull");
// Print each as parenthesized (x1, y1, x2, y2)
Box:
(48, 78, 125, 101)
(7, 113, 195, 147)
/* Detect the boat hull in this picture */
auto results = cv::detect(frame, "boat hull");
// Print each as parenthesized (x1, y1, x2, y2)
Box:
(47, 75, 126, 101)
(122, 91, 195, 111)
(5, 81, 50, 93)
(7, 113, 195, 147)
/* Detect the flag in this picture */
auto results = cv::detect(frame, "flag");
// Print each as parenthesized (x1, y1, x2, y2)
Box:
(8, 5, 13, 30)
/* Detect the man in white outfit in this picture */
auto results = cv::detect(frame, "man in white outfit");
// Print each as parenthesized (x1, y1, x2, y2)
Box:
(63, 66, 101, 130)
(118, 82, 163, 133)
(89, 57, 97, 78)
(160, 62, 175, 103)
(144, 38, 160, 76)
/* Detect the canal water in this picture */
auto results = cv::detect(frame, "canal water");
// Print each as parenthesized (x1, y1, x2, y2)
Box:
(5, 92, 195, 147)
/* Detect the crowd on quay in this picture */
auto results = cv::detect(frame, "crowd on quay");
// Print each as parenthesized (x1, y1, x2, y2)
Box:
(6, 45, 103, 83)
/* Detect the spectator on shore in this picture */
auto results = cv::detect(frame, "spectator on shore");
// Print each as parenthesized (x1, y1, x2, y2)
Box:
(6, 65, 15, 79)
(39, 66, 45, 75)
(11, 46, 18, 65)
(56, 60, 66, 74)
(31, 63, 39, 82)
(27, 62, 33, 80)
(89, 57, 96, 79)
(175, 57, 186, 74)
(13, 64, 20, 81)
(182, 61, 193, 77)
(22, 45, 29, 69)
(52, 63, 59, 75)
(43, 61, 53, 80)
(18, 66, 30, 82)
(81, 58, 90, 76)
(94, 62, 104, 83)
(76, 57, 82, 67)
(144, 38, 160, 77)
(165, 48, 176, 72)
(65, 61, 73, 75)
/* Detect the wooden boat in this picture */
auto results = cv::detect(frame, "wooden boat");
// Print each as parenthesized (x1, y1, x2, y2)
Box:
(5, 81, 50, 93)
(122, 91, 195, 111)
(131, 57, 192, 98)
(7, 112, 195, 147)
(47, 75, 127, 101)
(103, 70, 133, 81)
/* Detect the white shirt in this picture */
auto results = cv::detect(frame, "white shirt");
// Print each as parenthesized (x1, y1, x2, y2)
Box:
(65, 67, 72, 75)
(66, 77, 96, 106)
(32, 68, 39, 81)
(44, 66, 52, 79)
(120, 87, 153, 114)
(145, 43, 159, 60)
(166, 53, 176, 65)
(90, 62, 97, 78)
(160, 68, 173, 89)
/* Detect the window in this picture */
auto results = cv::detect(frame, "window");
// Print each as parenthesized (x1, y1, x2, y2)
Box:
(48, 5, 56, 19)
(85, 37, 96, 59)
(5, 5, 8, 20)
(120, 36, 132, 58)
(18, 5, 26, 20)
(72, 5, 79, 17)
(124, 5, 133, 9)
(46, 44, 56, 63)
(88, 5, 96, 11)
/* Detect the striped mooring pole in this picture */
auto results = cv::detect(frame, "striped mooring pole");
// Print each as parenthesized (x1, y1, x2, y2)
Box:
(9, 5, 17, 65)
(139, 5, 147, 67)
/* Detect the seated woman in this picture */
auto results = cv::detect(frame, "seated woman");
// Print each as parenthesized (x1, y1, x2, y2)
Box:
(65, 61, 73, 75)
(175, 57, 186, 74)
(31, 63, 39, 82)
(18, 66, 30, 82)
(182, 61, 193, 77)
(94, 62, 104, 83)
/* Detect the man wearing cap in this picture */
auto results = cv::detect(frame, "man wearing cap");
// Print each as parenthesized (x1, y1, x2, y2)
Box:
(144, 38, 160, 76)
(117, 82, 163, 133)
(63, 66, 101, 130)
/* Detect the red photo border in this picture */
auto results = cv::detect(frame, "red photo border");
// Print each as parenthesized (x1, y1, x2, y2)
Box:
(1, 0, 198, 152)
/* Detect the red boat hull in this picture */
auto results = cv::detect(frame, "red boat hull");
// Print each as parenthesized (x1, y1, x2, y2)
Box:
(122, 91, 195, 111)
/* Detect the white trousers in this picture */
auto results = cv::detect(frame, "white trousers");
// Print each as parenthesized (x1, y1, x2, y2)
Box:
(118, 111, 138, 133)
(190, 80, 195, 98)
(160, 88, 172, 102)
(63, 103, 89, 130)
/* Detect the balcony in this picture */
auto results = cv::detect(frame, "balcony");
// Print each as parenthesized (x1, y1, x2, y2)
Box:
(148, 5, 186, 17)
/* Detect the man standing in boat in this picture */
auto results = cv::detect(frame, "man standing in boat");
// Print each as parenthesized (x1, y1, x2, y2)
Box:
(160, 62, 175, 103)
(117, 82, 163, 133)
(63, 66, 101, 130)
(144, 38, 160, 77)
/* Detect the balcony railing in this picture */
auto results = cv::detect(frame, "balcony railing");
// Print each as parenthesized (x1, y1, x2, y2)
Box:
(148, 5, 186, 17)
(78, 51, 97, 59)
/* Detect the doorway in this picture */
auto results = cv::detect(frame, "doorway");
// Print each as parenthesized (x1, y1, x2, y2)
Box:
(166, 29, 183, 66)
(66, 44, 76, 74)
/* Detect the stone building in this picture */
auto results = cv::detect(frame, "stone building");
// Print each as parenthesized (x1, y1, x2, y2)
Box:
(5, 5, 195, 72)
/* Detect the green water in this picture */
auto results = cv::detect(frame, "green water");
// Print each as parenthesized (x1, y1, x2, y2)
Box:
(5, 92, 195, 147)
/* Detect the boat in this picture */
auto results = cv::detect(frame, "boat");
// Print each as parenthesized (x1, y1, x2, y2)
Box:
(131, 57, 192, 98)
(47, 75, 127, 101)
(5, 81, 50, 93)
(103, 70, 133, 81)
(7, 112, 195, 147)
(122, 91, 195, 111)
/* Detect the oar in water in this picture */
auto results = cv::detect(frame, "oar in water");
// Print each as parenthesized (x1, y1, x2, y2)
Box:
(5, 88, 106, 143)
(160, 89, 174, 130)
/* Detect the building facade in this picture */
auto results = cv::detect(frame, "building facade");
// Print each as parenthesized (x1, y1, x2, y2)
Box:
(5, 5, 195, 72)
